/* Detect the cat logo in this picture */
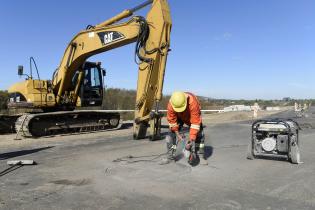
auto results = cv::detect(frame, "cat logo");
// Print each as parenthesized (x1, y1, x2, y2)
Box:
(97, 31, 125, 46)
(104, 32, 113, 44)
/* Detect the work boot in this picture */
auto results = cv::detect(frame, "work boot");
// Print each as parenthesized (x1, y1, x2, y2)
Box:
(198, 142, 205, 155)
(197, 142, 207, 165)
(196, 136, 208, 165)
(159, 134, 176, 165)
(196, 129, 205, 155)
(159, 146, 176, 165)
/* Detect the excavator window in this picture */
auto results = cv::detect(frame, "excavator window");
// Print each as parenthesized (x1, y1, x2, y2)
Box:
(80, 63, 104, 107)
(91, 68, 101, 87)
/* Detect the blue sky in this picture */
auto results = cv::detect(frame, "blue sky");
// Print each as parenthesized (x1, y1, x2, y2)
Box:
(0, 0, 314, 99)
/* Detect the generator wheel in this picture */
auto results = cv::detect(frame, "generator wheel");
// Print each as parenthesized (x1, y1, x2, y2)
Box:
(290, 145, 301, 164)
(246, 140, 254, 160)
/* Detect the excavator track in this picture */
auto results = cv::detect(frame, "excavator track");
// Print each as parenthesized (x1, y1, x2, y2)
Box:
(15, 110, 121, 137)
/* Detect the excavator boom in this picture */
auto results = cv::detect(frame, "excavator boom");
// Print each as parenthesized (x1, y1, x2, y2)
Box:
(52, 0, 171, 139)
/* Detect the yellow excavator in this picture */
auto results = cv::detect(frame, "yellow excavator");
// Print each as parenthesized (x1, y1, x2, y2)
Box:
(2, 0, 171, 139)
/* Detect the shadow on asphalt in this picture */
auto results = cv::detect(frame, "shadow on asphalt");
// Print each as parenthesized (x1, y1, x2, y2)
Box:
(251, 155, 289, 163)
(0, 165, 24, 177)
(204, 146, 214, 160)
(0, 146, 54, 160)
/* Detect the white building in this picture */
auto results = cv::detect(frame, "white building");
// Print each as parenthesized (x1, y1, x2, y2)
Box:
(266, 107, 280, 111)
(224, 105, 252, 112)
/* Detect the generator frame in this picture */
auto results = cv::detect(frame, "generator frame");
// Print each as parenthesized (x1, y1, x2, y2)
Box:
(247, 118, 301, 164)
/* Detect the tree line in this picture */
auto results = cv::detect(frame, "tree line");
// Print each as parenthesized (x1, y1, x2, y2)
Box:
(0, 88, 314, 114)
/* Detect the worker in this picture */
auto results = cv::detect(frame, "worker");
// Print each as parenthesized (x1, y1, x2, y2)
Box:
(160, 91, 205, 165)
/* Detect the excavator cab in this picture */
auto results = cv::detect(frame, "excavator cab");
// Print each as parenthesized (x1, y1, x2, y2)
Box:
(72, 62, 105, 107)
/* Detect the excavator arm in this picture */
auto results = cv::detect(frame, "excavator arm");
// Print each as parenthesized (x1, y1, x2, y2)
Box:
(52, 0, 171, 139)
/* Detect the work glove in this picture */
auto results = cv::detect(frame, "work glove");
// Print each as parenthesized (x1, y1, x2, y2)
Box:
(185, 140, 196, 152)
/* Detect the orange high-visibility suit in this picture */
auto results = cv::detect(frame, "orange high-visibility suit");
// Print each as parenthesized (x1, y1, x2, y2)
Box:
(167, 92, 202, 141)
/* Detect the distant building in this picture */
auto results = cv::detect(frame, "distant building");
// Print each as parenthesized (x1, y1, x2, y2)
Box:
(224, 105, 252, 112)
(266, 107, 280, 111)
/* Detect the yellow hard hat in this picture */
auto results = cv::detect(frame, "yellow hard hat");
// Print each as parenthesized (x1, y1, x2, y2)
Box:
(170, 91, 187, 112)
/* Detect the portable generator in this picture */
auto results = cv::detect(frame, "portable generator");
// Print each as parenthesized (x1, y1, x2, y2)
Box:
(247, 118, 301, 164)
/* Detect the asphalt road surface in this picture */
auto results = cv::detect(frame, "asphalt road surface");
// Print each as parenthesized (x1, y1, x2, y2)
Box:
(0, 108, 315, 210)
